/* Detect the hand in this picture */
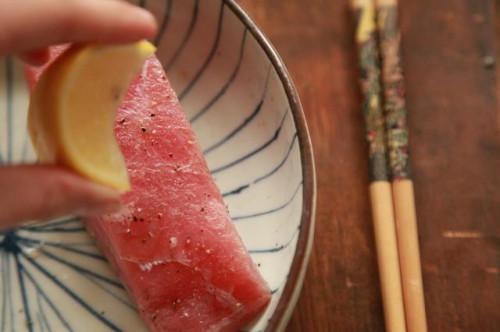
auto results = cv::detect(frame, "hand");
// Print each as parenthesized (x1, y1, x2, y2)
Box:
(0, 0, 157, 227)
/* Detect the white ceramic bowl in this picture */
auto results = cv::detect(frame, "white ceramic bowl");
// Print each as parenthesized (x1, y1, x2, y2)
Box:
(0, 0, 315, 331)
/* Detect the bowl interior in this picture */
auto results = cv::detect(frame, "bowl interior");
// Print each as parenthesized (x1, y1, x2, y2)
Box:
(0, 1, 312, 331)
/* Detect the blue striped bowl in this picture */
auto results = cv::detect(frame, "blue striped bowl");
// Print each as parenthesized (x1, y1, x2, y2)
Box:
(0, 0, 315, 331)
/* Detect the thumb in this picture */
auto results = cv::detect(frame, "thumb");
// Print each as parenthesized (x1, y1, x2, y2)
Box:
(0, 0, 157, 56)
(0, 165, 121, 228)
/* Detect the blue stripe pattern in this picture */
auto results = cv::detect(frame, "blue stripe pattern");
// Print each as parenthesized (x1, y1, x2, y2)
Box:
(35, 292, 51, 332)
(210, 109, 290, 175)
(23, 269, 73, 331)
(82, 274, 135, 310)
(21, 226, 86, 233)
(0, 0, 306, 330)
(18, 237, 105, 261)
(24, 217, 81, 230)
(1, 254, 8, 332)
(33, 248, 122, 288)
(189, 27, 248, 123)
(203, 64, 271, 155)
(248, 227, 299, 254)
(5, 253, 14, 329)
(222, 133, 298, 198)
(21, 252, 121, 331)
(178, 1, 225, 100)
(15, 253, 33, 332)
(154, 0, 172, 46)
(165, 0, 200, 71)
(233, 181, 303, 221)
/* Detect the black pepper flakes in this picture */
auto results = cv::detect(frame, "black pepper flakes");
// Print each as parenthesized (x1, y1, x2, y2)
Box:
(119, 118, 126, 125)
(150, 113, 156, 117)
(141, 127, 146, 133)
(172, 298, 181, 309)
(200, 207, 205, 212)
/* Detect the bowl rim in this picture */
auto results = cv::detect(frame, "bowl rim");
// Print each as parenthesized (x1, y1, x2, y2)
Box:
(224, 1, 317, 331)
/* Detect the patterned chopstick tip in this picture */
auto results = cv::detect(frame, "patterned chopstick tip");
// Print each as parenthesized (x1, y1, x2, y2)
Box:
(352, 0, 390, 182)
(375, 0, 412, 180)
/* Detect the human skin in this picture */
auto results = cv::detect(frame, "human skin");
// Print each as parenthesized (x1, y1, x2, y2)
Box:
(0, 0, 158, 227)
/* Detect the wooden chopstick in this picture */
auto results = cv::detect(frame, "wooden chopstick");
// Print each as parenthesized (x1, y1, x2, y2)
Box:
(374, 0, 428, 331)
(351, 1, 406, 331)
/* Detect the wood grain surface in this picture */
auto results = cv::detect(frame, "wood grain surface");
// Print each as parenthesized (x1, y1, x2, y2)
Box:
(236, 1, 500, 331)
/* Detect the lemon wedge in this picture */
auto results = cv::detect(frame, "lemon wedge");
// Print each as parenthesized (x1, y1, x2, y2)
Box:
(28, 41, 156, 191)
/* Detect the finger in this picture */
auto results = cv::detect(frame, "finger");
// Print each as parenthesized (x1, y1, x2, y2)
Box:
(18, 48, 50, 66)
(0, 165, 122, 228)
(0, 0, 157, 56)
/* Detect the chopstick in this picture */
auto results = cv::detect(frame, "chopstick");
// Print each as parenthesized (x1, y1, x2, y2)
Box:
(374, 0, 428, 331)
(351, 1, 406, 331)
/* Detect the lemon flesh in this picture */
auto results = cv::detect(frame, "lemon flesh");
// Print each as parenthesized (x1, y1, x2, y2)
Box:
(28, 41, 156, 191)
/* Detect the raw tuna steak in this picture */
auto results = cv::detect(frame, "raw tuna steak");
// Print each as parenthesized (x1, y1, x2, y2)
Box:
(26, 46, 271, 332)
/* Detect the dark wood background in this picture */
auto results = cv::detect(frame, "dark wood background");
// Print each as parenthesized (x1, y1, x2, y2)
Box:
(236, 1, 499, 331)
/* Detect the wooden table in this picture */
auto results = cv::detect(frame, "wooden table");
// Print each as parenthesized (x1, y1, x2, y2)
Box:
(236, 1, 499, 330)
